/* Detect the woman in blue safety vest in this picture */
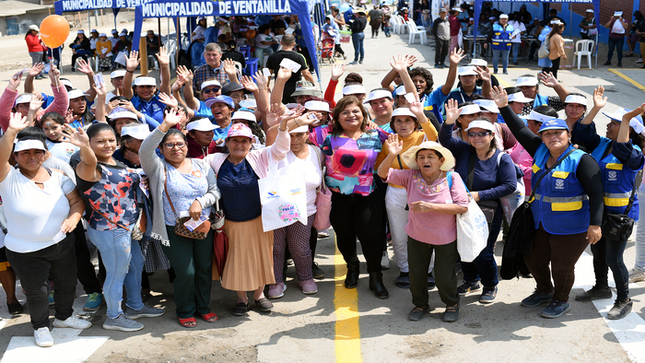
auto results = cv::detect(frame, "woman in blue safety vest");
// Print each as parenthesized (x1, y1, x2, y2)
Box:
(572, 86, 645, 320)
(492, 86, 604, 319)
(488, 14, 513, 75)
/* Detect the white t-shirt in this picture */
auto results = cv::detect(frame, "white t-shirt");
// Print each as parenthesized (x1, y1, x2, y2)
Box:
(255, 33, 274, 49)
(46, 140, 79, 164)
(509, 21, 526, 44)
(0, 167, 76, 253)
(277, 145, 323, 217)
(193, 25, 206, 39)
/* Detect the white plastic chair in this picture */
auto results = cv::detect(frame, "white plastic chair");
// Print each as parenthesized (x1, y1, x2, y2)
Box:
(574, 39, 594, 69)
(407, 21, 426, 45)
(391, 15, 402, 34)
(165, 39, 177, 69)
(397, 15, 408, 34)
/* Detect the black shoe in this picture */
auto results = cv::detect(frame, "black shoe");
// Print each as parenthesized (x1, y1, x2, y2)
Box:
(427, 273, 436, 290)
(617, 62, 622, 67)
(395, 272, 410, 288)
(603, 62, 611, 66)
(607, 298, 632, 320)
(8, 302, 23, 315)
(575, 285, 612, 301)
(344, 261, 360, 288)
(368, 272, 389, 299)
(408, 305, 429, 321)
(312, 262, 324, 280)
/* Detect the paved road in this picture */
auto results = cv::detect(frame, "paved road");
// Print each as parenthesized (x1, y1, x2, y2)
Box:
(0, 30, 644, 363)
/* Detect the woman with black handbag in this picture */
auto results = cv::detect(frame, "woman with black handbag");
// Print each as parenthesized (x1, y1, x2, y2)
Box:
(570, 87, 645, 320)
(492, 86, 604, 319)
(140, 108, 220, 328)
(439, 99, 517, 305)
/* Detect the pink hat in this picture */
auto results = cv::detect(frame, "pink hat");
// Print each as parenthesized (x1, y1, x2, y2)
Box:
(226, 123, 253, 140)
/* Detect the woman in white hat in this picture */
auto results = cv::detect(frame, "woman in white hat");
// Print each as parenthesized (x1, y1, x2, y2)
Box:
(375, 103, 437, 289)
(569, 87, 645, 320)
(377, 136, 468, 322)
(25, 25, 46, 79)
(114, 124, 151, 168)
(0, 113, 90, 346)
(96, 33, 113, 71)
(515, 73, 570, 115)
(439, 99, 517, 305)
(491, 85, 603, 319)
(69, 30, 92, 72)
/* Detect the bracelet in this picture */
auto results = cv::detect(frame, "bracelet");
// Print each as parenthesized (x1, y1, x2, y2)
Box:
(294, 119, 299, 127)
(126, 70, 134, 73)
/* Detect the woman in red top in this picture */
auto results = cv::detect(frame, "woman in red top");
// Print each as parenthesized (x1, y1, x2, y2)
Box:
(25, 25, 46, 79)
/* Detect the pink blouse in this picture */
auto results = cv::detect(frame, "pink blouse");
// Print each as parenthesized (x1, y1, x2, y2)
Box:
(507, 143, 533, 195)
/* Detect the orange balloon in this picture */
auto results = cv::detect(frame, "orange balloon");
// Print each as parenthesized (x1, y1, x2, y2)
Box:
(39, 15, 70, 48)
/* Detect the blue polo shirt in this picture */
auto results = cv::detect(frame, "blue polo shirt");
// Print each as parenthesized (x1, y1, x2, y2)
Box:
(130, 94, 164, 130)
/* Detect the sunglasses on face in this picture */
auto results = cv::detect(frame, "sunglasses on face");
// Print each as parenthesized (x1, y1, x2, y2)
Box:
(467, 131, 491, 138)
(203, 88, 220, 94)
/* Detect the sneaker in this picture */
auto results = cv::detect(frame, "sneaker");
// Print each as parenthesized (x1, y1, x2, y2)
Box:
(312, 262, 325, 280)
(53, 315, 92, 329)
(268, 282, 286, 299)
(617, 62, 622, 67)
(603, 61, 611, 66)
(349, 61, 358, 65)
(575, 285, 612, 301)
(83, 292, 104, 311)
(317, 231, 329, 238)
(34, 327, 54, 347)
(479, 286, 498, 304)
(457, 281, 481, 295)
(503, 71, 508, 74)
(408, 305, 430, 321)
(443, 303, 460, 322)
(255, 297, 274, 312)
(299, 279, 318, 295)
(102, 314, 144, 332)
(521, 290, 554, 307)
(233, 302, 249, 316)
(381, 251, 390, 270)
(637, 58, 643, 63)
(48, 290, 55, 306)
(541, 300, 571, 318)
(607, 299, 633, 320)
(125, 304, 165, 320)
(628, 267, 645, 283)
(427, 273, 436, 290)
(435, 64, 442, 68)
(395, 272, 410, 288)
(359, 60, 363, 64)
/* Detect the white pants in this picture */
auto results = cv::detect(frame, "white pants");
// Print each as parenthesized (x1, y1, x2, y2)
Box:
(385, 185, 434, 273)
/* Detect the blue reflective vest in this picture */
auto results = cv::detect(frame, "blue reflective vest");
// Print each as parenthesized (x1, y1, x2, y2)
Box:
(532, 93, 549, 108)
(531, 144, 589, 235)
(590, 137, 642, 220)
(492, 23, 513, 51)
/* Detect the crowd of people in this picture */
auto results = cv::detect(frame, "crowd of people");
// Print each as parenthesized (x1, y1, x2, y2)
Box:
(3, 5, 645, 350)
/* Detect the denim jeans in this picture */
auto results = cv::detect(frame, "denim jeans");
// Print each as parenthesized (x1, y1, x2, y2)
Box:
(511, 43, 521, 63)
(492, 49, 510, 72)
(383, 26, 392, 37)
(607, 36, 624, 63)
(591, 236, 629, 300)
(351, 32, 365, 62)
(254, 47, 274, 67)
(635, 184, 645, 269)
(461, 205, 501, 289)
(6, 234, 77, 330)
(87, 227, 144, 319)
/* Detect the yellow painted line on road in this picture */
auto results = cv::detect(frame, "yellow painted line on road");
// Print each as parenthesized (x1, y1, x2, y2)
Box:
(333, 237, 362, 363)
(608, 69, 645, 92)
(496, 75, 512, 88)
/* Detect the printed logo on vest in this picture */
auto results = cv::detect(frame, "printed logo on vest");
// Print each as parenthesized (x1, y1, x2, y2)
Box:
(608, 170, 617, 182)
(555, 179, 565, 189)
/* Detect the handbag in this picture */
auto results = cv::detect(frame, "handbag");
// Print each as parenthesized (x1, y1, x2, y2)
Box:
(601, 185, 636, 242)
(211, 200, 228, 280)
(449, 171, 489, 263)
(496, 152, 526, 224)
(537, 38, 550, 59)
(312, 145, 331, 230)
(501, 148, 575, 280)
(163, 169, 211, 240)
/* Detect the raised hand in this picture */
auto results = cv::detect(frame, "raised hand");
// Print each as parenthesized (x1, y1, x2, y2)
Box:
(592, 86, 607, 109)
(444, 98, 462, 124)
(93, 82, 107, 98)
(390, 54, 408, 74)
(474, 65, 490, 82)
(449, 47, 465, 65)
(330, 62, 345, 81)
(8, 112, 28, 132)
(64, 109, 75, 124)
(490, 86, 508, 108)
(385, 133, 403, 155)
(76, 58, 94, 75)
(29, 93, 44, 112)
(158, 92, 179, 108)
(405, 54, 418, 68)
(61, 124, 90, 148)
(222, 58, 237, 75)
(126, 50, 140, 71)
(163, 107, 182, 127)
(409, 100, 424, 116)
(240, 75, 259, 93)
(253, 70, 268, 88)
(539, 71, 558, 88)
(155, 46, 170, 67)
(28, 63, 45, 78)
(276, 67, 291, 82)
(48, 64, 60, 83)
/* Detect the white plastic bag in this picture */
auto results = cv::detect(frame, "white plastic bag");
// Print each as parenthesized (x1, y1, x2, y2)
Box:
(258, 156, 308, 232)
(114, 51, 128, 67)
(456, 196, 489, 263)
(500, 179, 525, 224)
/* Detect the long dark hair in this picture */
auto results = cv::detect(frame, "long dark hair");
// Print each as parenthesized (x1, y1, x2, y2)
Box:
(630, 129, 645, 150)
(87, 122, 116, 140)
(547, 24, 564, 39)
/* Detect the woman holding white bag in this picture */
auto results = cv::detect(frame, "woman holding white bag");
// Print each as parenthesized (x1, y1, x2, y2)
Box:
(377, 136, 468, 322)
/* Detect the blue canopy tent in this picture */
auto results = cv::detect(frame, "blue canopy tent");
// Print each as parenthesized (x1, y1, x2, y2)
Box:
(132, 0, 321, 78)
(471, 0, 600, 60)
(54, 0, 150, 28)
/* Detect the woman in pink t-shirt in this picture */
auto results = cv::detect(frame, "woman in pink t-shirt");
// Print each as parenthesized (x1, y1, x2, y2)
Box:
(377, 136, 469, 323)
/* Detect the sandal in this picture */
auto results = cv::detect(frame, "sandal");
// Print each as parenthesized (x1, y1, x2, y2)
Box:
(201, 312, 219, 323)
(178, 317, 197, 328)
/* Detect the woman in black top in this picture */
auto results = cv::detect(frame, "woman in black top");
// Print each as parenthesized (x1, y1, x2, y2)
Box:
(350, 9, 367, 65)
(70, 30, 92, 71)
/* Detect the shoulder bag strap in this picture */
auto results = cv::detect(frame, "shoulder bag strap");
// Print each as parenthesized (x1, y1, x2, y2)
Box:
(163, 164, 180, 220)
(396, 154, 404, 170)
(467, 149, 476, 191)
(528, 148, 576, 202)
(624, 182, 638, 215)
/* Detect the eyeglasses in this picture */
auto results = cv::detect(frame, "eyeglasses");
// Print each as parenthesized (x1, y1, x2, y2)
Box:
(467, 131, 491, 138)
(203, 88, 220, 94)
(163, 142, 186, 149)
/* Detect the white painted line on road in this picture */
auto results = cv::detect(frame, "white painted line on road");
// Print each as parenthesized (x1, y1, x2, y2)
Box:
(574, 251, 645, 363)
(0, 329, 108, 363)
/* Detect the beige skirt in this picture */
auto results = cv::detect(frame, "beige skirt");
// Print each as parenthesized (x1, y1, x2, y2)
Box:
(221, 216, 275, 291)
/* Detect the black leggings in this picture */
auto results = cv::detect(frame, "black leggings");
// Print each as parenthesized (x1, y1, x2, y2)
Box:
(330, 191, 384, 273)
(334, 44, 345, 56)
(591, 236, 629, 300)
(542, 57, 561, 78)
